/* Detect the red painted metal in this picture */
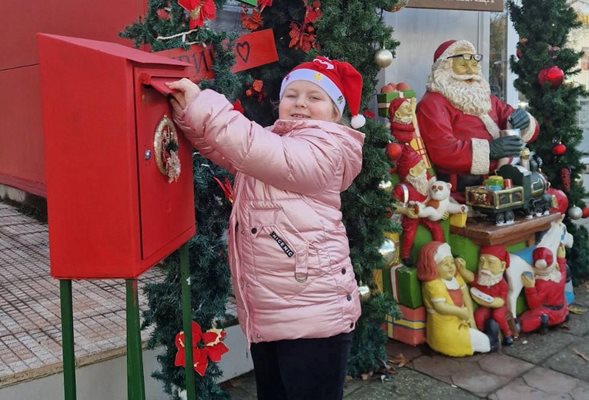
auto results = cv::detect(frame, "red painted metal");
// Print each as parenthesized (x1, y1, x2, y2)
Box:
(38, 34, 195, 279)
(0, 1, 147, 196)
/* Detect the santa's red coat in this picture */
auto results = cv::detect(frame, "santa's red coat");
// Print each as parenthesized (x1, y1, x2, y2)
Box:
(472, 278, 511, 336)
(519, 266, 568, 333)
(416, 92, 538, 176)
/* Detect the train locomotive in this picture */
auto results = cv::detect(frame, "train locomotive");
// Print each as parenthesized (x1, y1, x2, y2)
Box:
(465, 163, 553, 225)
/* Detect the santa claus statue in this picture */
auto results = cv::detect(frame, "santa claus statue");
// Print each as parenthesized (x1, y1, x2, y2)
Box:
(392, 147, 444, 266)
(519, 247, 569, 333)
(417, 40, 540, 201)
(457, 245, 513, 348)
(388, 97, 417, 144)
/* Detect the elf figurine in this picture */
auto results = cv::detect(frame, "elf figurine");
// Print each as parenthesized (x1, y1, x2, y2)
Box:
(457, 245, 513, 348)
(389, 97, 417, 144)
(392, 147, 444, 266)
(519, 247, 569, 333)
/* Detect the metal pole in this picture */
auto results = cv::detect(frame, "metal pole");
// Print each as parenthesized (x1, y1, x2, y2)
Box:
(60, 279, 76, 400)
(126, 279, 146, 400)
(180, 243, 196, 400)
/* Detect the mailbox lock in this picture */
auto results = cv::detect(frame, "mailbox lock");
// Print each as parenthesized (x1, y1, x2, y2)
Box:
(154, 114, 181, 183)
(144, 150, 152, 160)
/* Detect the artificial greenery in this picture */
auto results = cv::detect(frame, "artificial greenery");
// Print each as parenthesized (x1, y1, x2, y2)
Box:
(509, 0, 589, 282)
(122, 0, 403, 396)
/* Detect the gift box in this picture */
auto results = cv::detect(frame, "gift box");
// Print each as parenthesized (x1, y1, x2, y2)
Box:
(377, 90, 417, 117)
(386, 305, 426, 346)
(390, 265, 423, 308)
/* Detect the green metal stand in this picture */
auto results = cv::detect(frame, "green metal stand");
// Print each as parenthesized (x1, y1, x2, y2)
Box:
(126, 279, 146, 400)
(60, 280, 76, 400)
(180, 243, 196, 400)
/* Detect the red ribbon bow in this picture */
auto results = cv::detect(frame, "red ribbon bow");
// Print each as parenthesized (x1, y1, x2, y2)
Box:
(174, 321, 229, 377)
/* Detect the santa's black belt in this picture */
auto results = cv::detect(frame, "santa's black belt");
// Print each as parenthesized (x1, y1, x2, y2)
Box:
(436, 173, 483, 192)
(543, 304, 564, 310)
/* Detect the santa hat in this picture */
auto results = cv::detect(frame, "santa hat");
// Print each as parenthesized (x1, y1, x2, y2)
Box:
(388, 98, 410, 119)
(432, 39, 477, 68)
(533, 247, 554, 269)
(480, 245, 510, 268)
(279, 56, 366, 129)
(396, 146, 422, 179)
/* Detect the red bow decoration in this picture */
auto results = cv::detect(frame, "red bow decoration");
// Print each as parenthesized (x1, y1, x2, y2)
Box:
(213, 176, 234, 204)
(174, 321, 229, 377)
(288, 1, 321, 52)
(178, 0, 217, 29)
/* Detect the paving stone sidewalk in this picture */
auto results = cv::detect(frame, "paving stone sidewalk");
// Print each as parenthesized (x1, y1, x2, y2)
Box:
(223, 284, 589, 399)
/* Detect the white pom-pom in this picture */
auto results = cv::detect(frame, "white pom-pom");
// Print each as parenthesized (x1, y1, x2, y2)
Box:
(535, 259, 547, 269)
(351, 114, 366, 129)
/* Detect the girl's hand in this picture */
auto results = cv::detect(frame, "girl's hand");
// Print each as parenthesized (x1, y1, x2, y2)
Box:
(166, 78, 201, 115)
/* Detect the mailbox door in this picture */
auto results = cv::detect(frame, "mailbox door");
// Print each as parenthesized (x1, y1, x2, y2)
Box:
(134, 68, 195, 262)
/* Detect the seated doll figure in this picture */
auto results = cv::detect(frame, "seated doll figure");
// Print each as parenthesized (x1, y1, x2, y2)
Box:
(417, 242, 493, 356)
(519, 247, 569, 333)
(457, 245, 513, 347)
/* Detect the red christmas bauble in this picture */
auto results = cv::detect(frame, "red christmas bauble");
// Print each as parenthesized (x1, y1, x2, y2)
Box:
(552, 143, 567, 156)
(386, 143, 403, 161)
(547, 188, 569, 214)
(582, 207, 589, 218)
(538, 66, 565, 88)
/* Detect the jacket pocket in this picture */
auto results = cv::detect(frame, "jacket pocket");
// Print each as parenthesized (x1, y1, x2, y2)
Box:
(249, 208, 310, 299)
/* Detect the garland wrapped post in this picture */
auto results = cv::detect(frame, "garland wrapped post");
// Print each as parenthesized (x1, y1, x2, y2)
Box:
(509, 0, 589, 283)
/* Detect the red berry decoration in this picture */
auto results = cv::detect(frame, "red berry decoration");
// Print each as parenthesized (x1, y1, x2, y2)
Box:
(582, 207, 589, 219)
(552, 143, 567, 156)
(386, 143, 403, 161)
(538, 66, 565, 88)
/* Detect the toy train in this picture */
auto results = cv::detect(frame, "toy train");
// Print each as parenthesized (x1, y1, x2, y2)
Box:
(465, 164, 553, 225)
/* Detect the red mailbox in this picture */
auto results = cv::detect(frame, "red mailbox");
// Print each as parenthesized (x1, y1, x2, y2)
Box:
(38, 34, 196, 279)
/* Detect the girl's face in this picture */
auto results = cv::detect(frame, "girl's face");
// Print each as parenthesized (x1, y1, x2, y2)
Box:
(279, 80, 340, 122)
(437, 256, 456, 281)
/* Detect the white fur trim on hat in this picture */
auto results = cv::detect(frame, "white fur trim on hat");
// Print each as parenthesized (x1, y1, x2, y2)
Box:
(279, 68, 345, 115)
(434, 243, 452, 264)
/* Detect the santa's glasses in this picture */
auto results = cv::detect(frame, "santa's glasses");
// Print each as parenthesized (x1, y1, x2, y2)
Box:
(447, 53, 483, 62)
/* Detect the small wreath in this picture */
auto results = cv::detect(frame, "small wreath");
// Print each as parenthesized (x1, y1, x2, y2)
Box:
(154, 115, 181, 183)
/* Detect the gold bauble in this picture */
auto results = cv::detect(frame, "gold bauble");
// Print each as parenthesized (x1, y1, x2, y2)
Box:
(378, 180, 393, 194)
(374, 49, 394, 69)
(385, 0, 409, 13)
(378, 238, 397, 267)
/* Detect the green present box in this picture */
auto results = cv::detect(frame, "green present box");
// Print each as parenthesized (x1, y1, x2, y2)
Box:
(391, 265, 423, 308)
(377, 89, 416, 117)
(236, 0, 257, 5)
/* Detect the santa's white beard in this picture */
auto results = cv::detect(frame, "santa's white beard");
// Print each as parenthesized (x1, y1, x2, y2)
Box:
(405, 172, 429, 196)
(427, 63, 492, 116)
(476, 269, 503, 287)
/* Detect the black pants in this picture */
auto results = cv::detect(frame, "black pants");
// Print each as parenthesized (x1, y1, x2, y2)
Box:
(250, 332, 353, 400)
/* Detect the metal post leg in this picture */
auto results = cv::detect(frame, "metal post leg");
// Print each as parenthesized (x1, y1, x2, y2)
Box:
(180, 243, 196, 400)
(126, 279, 146, 400)
(60, 280, 76, 400)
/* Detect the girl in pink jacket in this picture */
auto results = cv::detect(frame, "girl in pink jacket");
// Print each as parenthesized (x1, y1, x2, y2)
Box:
(168, 56, 365, 400)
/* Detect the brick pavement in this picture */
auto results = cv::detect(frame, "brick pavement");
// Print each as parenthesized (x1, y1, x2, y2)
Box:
(0, 201, 165, 388)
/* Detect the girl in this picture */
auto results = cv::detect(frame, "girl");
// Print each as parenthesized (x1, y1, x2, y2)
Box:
(168, 56, 365, 400)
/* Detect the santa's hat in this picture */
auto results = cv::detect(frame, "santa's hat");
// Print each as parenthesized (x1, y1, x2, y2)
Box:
(432, 39, 477, 68)
(480, 245, 510, 268)
(533, 247, 554, 269)
(280, 56, 365, 129)
(396, 146, 422, 179)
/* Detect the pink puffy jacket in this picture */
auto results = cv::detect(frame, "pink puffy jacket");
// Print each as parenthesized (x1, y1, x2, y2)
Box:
(178, 89, 364, 343)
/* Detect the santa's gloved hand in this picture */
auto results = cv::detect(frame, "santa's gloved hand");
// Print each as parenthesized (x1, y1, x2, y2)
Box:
(489, 136, 523, 159)
(508, 108, 530, 130)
